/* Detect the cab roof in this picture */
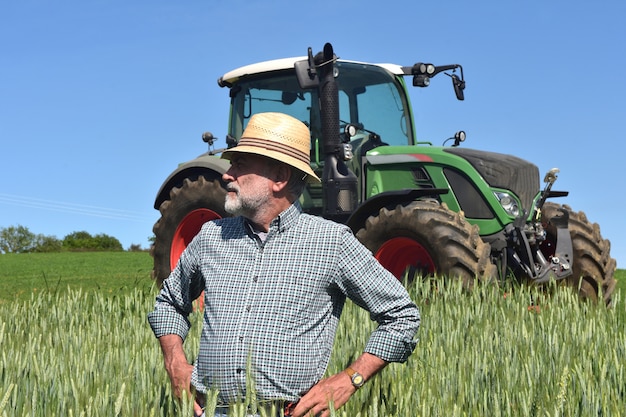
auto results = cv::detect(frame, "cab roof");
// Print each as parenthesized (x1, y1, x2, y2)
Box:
(218, 57, 405, 87)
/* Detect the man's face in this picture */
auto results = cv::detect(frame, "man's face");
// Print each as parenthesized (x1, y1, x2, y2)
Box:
(222, 154, 276, 217)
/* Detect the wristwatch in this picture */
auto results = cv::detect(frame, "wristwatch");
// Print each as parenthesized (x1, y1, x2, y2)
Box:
(345, 367, 365, 388)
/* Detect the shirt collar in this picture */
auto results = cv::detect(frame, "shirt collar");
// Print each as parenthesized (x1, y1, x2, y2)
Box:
(244, 202, 302, 236)
(271, 202, 302, 233)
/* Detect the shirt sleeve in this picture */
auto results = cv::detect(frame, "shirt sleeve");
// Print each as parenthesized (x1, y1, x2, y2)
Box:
(147, 235, 204, 341)
(335, 228, 421, 363)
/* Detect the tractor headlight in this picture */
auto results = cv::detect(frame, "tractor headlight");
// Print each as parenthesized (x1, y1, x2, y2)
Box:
(494, 192, 520, 217)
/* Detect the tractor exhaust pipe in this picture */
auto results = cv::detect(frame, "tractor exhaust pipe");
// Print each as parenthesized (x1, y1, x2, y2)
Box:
(296, 43, 357, 221)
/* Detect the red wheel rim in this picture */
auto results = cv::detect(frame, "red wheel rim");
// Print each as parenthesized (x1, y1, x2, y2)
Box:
(171, 208, 221, 270)
(375, 237, 436, 279)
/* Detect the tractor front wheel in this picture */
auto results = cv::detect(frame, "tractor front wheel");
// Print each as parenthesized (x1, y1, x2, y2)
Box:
(356, 200, 496, 287)
(541, 202, 616, 304)
(151, 176, 228, 287)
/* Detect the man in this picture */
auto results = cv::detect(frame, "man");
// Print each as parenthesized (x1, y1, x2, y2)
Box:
(148, 112, 420, 417)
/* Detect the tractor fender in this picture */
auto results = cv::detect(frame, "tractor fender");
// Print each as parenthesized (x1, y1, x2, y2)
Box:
(154, 154, 231, 209)
(345, 188, 449, 233)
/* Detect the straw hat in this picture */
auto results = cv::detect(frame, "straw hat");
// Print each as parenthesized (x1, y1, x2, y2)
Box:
(222, 112, 321, 183)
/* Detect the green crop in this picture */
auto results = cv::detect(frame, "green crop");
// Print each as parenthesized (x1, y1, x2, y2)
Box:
(1, 254, 624, 416)
(0, 252, 152, 303)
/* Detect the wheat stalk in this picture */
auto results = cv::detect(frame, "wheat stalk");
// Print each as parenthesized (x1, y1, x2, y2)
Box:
(0, 384, 14, 413)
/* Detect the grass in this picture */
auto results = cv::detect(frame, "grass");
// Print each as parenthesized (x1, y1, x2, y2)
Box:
(615, 268, 625, 293)
(0, 253, 624, 416)
(0, 252, 153, 303)
(1, 252, 623, 303)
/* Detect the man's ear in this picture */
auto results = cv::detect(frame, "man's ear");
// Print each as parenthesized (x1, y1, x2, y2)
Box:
(271, 163, 291, 192)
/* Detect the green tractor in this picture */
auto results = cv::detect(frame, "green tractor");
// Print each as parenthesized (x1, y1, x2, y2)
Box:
(152, 43, 616, 303)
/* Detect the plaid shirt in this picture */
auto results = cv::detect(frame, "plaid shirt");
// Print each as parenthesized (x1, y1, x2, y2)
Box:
(148, 204, 420, 403)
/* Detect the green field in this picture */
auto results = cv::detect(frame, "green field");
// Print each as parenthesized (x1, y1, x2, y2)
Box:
(0, 252, 153, 303)
(1, 253, 624, 416)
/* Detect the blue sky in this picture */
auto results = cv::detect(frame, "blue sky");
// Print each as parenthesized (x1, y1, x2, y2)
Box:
(1, 0, 624, 267)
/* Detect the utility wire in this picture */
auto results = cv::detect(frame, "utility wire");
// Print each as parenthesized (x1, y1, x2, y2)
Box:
(0, 193, 151, 222)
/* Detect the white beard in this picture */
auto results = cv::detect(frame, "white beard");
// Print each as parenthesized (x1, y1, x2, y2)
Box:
(224, 183, 272, 218)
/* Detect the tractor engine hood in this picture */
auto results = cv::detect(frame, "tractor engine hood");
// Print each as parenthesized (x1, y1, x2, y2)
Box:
(444, 147, 540, 213)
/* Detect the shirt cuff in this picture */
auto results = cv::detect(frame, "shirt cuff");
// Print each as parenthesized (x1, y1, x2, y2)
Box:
(147, 307, 191, 340)
(364, 329, 418, 363)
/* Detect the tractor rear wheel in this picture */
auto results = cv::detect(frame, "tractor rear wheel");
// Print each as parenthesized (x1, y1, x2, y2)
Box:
(356, 200, 496, 287)
(151, 176, 228, 287)
(541, 202, 616, 304)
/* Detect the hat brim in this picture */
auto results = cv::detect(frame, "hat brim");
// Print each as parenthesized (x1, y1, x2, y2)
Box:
(222, 146, 321, 183)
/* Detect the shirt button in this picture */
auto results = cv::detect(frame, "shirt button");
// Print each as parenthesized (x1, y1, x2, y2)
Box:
(239, 336, 244, 342)
(236, 368, 242, 374)
(253, 276, 258, 282)
(246, 305, 251, 312)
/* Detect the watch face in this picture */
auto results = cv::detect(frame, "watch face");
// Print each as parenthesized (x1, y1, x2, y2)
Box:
(352, 374, 364, 386)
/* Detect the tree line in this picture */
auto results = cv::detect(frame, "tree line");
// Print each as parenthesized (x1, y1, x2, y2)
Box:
(0, 225, 147, 253)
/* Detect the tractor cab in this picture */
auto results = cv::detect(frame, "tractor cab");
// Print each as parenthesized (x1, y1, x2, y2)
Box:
(219, 58, 418, 214)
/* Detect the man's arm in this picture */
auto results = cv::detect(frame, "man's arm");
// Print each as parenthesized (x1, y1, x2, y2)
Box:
(292, 352, 387, 417)
(339, 230, 421, 363)
(158, 334, 193, 398)
(291, 227, 420, 417)
(291, 229, 420, 417)
(148, 235, 206, 415)
(158, 334, 203, 416)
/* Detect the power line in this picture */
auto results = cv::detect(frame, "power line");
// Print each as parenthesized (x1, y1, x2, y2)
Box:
(0, 193, 152, 222)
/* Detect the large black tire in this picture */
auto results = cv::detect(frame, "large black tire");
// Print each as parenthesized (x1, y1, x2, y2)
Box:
(541, 202, 617, 304)
(356, 200, 497, 287)
(151, 176, 228, 287)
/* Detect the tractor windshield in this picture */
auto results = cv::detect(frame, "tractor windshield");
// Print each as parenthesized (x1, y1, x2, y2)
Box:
(227, 61, 414, 152)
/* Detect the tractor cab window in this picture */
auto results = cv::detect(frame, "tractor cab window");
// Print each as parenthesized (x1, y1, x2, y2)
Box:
(229, 71, 313, 138)
(336, 63, 412, 150)
(228, 62, 414, 152)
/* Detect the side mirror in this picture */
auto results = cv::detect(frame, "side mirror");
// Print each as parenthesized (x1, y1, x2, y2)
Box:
(452, 74, 465, 101)
(281, 91, 300, 105)
(295, 47, 320, 89)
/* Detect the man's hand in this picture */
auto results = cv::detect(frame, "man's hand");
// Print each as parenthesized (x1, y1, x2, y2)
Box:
(292, 353, 388, 417)
(158, 334, 203, 416)
(291, 372, 355, 417)
(165, 355, 194, 398)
